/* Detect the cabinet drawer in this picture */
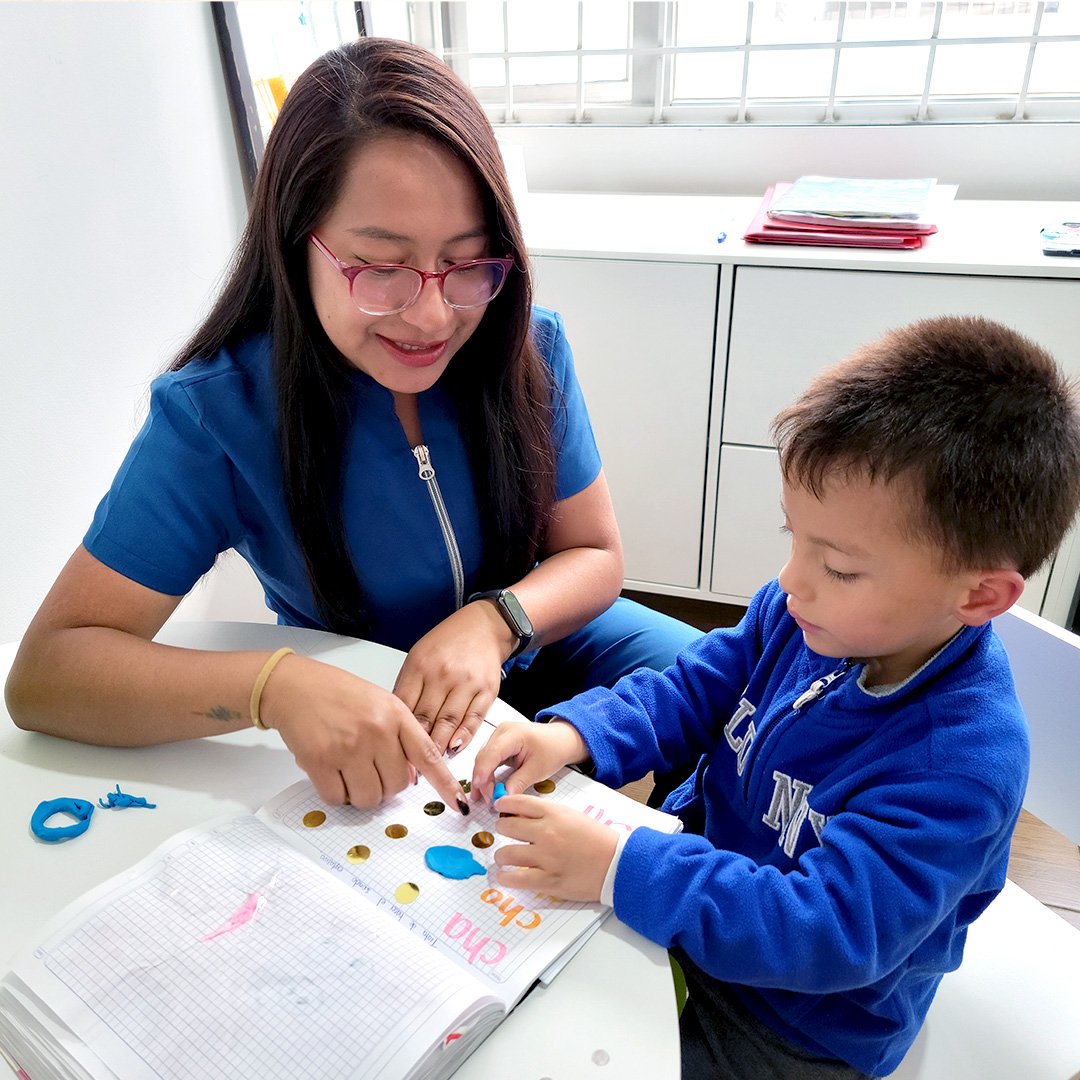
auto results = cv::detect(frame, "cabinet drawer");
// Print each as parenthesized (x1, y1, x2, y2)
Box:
(711, 445, 788, 602)
(532, 256, 718, 588)
(724, 267, 1080, 447)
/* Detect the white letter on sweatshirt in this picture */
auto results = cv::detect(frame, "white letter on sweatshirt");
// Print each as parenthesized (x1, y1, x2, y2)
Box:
(724, 698, 757, 777)
(762, 771, 814, 857)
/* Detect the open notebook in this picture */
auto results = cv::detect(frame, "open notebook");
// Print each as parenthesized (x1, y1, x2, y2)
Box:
(0, 720, 680, 1080)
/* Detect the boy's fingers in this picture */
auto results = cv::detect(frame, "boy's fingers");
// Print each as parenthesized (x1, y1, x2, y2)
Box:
(471, 731, 527, 797)
(471, 728, 522, 779)
(493, 842, 543, 870)
(492, 791, 546, 815)
(494, 865, 549, 892)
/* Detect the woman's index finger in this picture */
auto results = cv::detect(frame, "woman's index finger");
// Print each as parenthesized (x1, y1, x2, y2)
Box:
(400, 722, 472, 815)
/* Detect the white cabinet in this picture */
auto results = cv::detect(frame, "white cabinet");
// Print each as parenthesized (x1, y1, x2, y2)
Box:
(531, 256, 718, 591)
(711, 445, 788, 603)
(523, 192, 1080, 627)
(712, 266, 1080, 614)
(723, 267, 1080, 447)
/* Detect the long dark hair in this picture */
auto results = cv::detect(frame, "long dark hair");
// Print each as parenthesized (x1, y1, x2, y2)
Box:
(172, 38, 555, 637)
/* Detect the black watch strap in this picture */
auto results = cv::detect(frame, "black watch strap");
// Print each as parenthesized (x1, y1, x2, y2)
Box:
(469, 589, 534, 659)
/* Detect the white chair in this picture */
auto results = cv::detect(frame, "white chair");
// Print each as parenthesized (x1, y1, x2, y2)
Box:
(892, 604, 1080, 1079)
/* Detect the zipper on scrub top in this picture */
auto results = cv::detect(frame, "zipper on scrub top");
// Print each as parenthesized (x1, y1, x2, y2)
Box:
(412, 444, 465, 610)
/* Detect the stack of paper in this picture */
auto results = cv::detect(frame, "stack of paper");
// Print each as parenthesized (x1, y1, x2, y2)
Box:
(744, 176, 952, 250)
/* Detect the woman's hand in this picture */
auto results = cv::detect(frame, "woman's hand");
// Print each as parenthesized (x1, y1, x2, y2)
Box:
(259, 653, 469, 812)
(393, 601, 514, 755)
(391, 470, 628, 757)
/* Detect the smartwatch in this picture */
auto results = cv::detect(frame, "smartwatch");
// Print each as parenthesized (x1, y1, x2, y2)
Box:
(469, 589, 534, 659)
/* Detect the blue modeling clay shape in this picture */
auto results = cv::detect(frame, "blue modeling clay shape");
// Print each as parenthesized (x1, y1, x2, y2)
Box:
(98, 784, 157, 809)
(492, 782, 508, 802)
(425, 845, 487, 880)
(30, 797, 95, 842)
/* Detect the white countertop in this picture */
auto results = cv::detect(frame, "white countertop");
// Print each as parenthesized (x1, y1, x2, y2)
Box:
(522, 190, 1080, 277)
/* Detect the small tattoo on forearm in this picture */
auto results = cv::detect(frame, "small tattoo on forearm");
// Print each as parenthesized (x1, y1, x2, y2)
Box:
(203, 705, 242, 723)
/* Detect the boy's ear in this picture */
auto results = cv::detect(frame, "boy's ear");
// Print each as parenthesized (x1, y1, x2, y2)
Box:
(955, 569, 1025, 626)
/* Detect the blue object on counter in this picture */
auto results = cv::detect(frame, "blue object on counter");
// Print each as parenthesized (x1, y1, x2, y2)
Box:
(30, 797, 95, 842)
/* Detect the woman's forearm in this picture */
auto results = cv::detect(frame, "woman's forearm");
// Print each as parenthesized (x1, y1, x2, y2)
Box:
(5, 625, 275, 745)
(510, 543, 624, 649)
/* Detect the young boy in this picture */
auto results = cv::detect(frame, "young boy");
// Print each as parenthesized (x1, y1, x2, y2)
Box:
(471, 315, 1080, 1079)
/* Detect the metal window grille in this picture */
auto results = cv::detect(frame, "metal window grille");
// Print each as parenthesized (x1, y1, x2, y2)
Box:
(361, 0, 1080, 125)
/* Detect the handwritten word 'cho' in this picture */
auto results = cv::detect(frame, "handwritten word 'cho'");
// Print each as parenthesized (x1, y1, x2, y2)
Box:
(479, 888, 543, 930)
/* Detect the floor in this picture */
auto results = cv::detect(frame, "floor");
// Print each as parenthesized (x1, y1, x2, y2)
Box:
(620, 589, 1080, 932)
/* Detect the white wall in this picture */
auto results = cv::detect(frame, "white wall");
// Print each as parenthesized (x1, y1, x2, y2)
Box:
(0, 2, 253, 643)
(504, 122, 1079, 200)
(2, 3, 1076, 646)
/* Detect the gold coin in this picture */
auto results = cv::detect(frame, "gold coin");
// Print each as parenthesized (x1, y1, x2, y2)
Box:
(346, 845, 371, 863)
(471, 831, 495, 849)
(394, 882, 420, 904)
(385, 823, 408, 839)
(533, 778, 557, 794)
(423, 801, 445, 816)
(302, 810, 327, 828)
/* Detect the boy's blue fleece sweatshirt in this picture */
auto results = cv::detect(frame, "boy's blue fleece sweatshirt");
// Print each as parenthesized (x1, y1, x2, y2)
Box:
(539, 578, 1029, 1077)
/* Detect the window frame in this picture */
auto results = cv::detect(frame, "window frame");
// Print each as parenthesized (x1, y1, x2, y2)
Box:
(359, 1, 1080, 127)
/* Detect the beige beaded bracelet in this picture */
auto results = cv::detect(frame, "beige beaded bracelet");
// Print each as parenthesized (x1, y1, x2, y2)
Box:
(250, 647, 295, 730)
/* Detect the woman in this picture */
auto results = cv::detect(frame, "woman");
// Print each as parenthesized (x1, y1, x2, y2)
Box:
(5, 38, 699, 810)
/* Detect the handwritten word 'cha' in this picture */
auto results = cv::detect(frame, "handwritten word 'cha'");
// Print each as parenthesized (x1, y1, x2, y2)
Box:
(443, 912, 508, 967)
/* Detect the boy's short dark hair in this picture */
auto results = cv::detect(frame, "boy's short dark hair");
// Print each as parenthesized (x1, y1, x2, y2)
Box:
(771, 315, 1080, 577)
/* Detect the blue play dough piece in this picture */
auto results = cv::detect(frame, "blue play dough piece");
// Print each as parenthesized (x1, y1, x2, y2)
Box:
(98, 784, 157, 809)
(425, 845, 486, 880)
(492, 782, 508, 802)
(30, 797, 95, 842)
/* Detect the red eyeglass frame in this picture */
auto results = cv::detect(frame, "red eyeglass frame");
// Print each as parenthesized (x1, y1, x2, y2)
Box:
(308, 233, 514, 314)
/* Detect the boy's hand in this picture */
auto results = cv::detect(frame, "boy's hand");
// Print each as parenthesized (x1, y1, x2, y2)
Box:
(492, 794, 617, 903)
(470, 719, 588, 803)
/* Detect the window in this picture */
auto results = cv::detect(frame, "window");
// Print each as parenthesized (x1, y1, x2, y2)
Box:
(233, 0, 360, 142)
(359, 1, 1080, 125)
(218, 0, 1079, 197)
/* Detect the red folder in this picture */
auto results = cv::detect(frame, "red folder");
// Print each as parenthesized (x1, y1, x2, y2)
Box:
(743, 184, 931, 249)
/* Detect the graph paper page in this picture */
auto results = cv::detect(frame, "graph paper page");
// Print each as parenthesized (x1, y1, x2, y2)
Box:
(9, 816, 498, 1080)
(257, 719, 681, 1006)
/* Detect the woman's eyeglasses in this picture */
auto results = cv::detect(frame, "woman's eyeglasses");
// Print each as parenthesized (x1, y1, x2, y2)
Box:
(309, 234, 514, 316)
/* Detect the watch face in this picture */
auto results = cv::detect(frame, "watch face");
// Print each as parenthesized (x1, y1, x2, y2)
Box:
(501, 590, 533, 635)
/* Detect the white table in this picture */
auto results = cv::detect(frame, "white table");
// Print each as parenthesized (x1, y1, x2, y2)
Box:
(0, 622, 680, 1079)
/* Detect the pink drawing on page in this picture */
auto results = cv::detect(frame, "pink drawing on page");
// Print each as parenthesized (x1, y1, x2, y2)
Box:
(200, 892, 266, 941)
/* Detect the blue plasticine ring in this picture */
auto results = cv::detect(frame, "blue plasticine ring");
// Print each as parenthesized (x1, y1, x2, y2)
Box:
(30, 797, 95, 842)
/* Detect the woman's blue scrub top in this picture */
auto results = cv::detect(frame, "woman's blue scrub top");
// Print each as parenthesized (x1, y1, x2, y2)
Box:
(84, 307, 601, 651)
